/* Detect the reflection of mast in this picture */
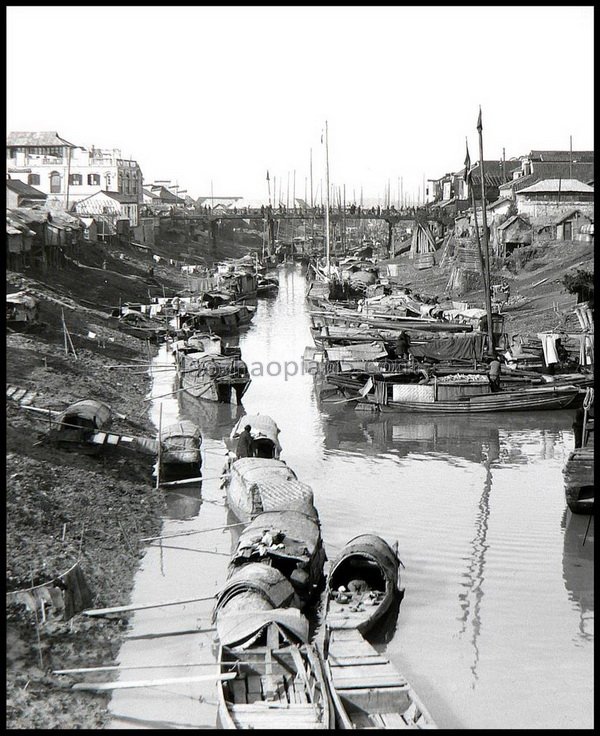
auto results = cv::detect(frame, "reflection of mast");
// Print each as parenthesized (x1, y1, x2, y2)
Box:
(561, 507, 594, 641)
(457, 445, 493, 686)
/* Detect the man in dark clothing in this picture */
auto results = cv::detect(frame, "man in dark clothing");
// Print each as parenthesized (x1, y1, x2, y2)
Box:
(488, 358, 501, 392)
(236, 424, 254, 458)
(396, 331, 410, 359)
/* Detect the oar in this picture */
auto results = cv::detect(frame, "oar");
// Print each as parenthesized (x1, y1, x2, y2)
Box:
(159, 474, 227, 488)
(82, 593, 217, 617)
(72, 672, 236, 691)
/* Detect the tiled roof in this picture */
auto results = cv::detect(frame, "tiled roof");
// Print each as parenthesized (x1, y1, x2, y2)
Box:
(487, 196, 512, 210)
(469, 160, 521, 187)
(529, 150, 594, 163)
(498, 174, 538, 193)
(517, 179, 594, 194)
(497, 214, 530, 231)
(531, 161, 594, 181)
(7, 131, 79, 148)
(553, 209, 592, 225)
(6, 179, 47, 198)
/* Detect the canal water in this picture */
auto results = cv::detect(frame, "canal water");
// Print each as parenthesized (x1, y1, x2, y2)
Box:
(108, 264, 593, 730)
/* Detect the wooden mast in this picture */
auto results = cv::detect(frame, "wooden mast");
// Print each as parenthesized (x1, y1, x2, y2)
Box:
(476, 106, 495, 354)
(324, 120, 331, 276)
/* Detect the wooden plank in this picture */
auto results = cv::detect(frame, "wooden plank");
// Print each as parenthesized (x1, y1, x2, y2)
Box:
(333, 672, 407, 689)
(6, 386, 18, 397)
(13, 388, 27, 401)
(329, 655, 390, 666)
(380, 712, 410, 728)
(73, 672, 235, 691)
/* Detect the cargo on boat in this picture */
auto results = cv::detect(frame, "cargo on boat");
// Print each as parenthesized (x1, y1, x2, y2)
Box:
(224, 457, 316, 522)
(325, 534, 401, 635)
(229, 509, 326, 605)
(179, 303, 256, 335)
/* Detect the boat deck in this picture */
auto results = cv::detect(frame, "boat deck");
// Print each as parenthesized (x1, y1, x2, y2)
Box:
(223, 640, 327, 729)
(327, 628, 434, 729)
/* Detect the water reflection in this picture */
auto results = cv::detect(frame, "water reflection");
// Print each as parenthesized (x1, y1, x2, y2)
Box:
(163, 485, 203, 520)
(561, 509, 594, 641)
(458, 449, 493, 687)
(318, 404, 572, 467)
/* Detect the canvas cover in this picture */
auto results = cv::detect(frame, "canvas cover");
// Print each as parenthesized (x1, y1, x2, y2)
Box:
(216, 607, 309, 648)
(409, 333, 486, 361)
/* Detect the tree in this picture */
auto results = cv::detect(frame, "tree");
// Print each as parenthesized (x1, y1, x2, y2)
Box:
(562, 268, 594, 306)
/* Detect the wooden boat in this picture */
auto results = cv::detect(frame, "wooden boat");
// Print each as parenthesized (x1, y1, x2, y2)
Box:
(157, 420, 202, 482)
(49, 399, 112, 454)
(224, 457, 316, 522)
(175, 333, 251, 404)
(216, 616, 333, 727)
(564, 387, 594, 514)
(322, 628, 437, 729)
(229, 509, 326, 605)
(345, 376, 586, 414)
(214, 565, 334, 729)
(180, 303, 256, 335)
(325, 534, 401, 636)
(256, 274, 279, 296)
(227, 414, 282, 459)
(116, 310, 166, 340)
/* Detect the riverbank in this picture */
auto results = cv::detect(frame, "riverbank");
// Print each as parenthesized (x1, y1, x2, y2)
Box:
(6, 245, 189, 728)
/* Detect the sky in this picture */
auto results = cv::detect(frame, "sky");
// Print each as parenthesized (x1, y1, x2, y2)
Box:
(6, 5, 594, 203)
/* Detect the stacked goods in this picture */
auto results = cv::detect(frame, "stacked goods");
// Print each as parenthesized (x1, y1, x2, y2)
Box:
(436, 373, 489, 383)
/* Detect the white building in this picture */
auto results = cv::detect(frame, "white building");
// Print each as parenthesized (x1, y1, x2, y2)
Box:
(6, 131, 143, 223)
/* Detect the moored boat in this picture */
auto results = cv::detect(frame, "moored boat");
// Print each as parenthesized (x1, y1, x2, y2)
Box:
(216, 613, 333, 729)
(325, 534, 401, 635)
(344, 376, 586, 414)
(175, 333, 251, 404)
(227, 414, 282, 459)
(564, 387, 594, 513)
(157, 419, 202, 482)
(179, 303, 256, 335)
(49, 399, 112, 454)
(229, 509, 326, 605)
(322, 627, 437, 729)
(224, 457, 316, 522)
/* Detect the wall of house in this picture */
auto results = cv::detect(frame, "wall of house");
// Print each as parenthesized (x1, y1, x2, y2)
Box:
(7, 189, 20, 209)
(6, 148, 142, 210)
(516, 196, 595, 220)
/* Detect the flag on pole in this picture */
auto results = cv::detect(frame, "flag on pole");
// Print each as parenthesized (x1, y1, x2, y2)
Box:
(477, 107, 482, 132)
(266, 170, 270, 181)
(464, 139, 471, 184)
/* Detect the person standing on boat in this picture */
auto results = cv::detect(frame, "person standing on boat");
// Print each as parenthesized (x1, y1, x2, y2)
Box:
(396, 331, 410, 359)
(488, 357, 501, 392)
(236, 425, 254, 458)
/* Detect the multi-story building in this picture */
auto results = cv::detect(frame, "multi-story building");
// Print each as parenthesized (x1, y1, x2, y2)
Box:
(6, 131, 143, 222)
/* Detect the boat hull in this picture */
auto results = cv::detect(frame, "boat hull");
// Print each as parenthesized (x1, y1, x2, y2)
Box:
(363, 386, 584, 414)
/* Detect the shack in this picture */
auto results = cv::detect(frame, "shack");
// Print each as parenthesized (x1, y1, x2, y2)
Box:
(6, 291, 40, 325)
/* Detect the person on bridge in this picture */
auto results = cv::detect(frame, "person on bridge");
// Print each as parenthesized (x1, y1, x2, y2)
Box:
(236, 424, 254, 458)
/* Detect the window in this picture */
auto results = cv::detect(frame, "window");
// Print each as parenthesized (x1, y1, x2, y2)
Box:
(50, 171, 61, 193)
(88, 173, 101, 186)
(69, 174, 83, 185)
(28, 174, 40, 186)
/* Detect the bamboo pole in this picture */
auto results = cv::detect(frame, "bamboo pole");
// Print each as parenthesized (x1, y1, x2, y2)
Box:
(55, 662, 241, 675)
(82, 593, 218, 617)
(156, 403, 162, 490)
(72, 672, 236, 691)
(140, 521, 245, 543)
